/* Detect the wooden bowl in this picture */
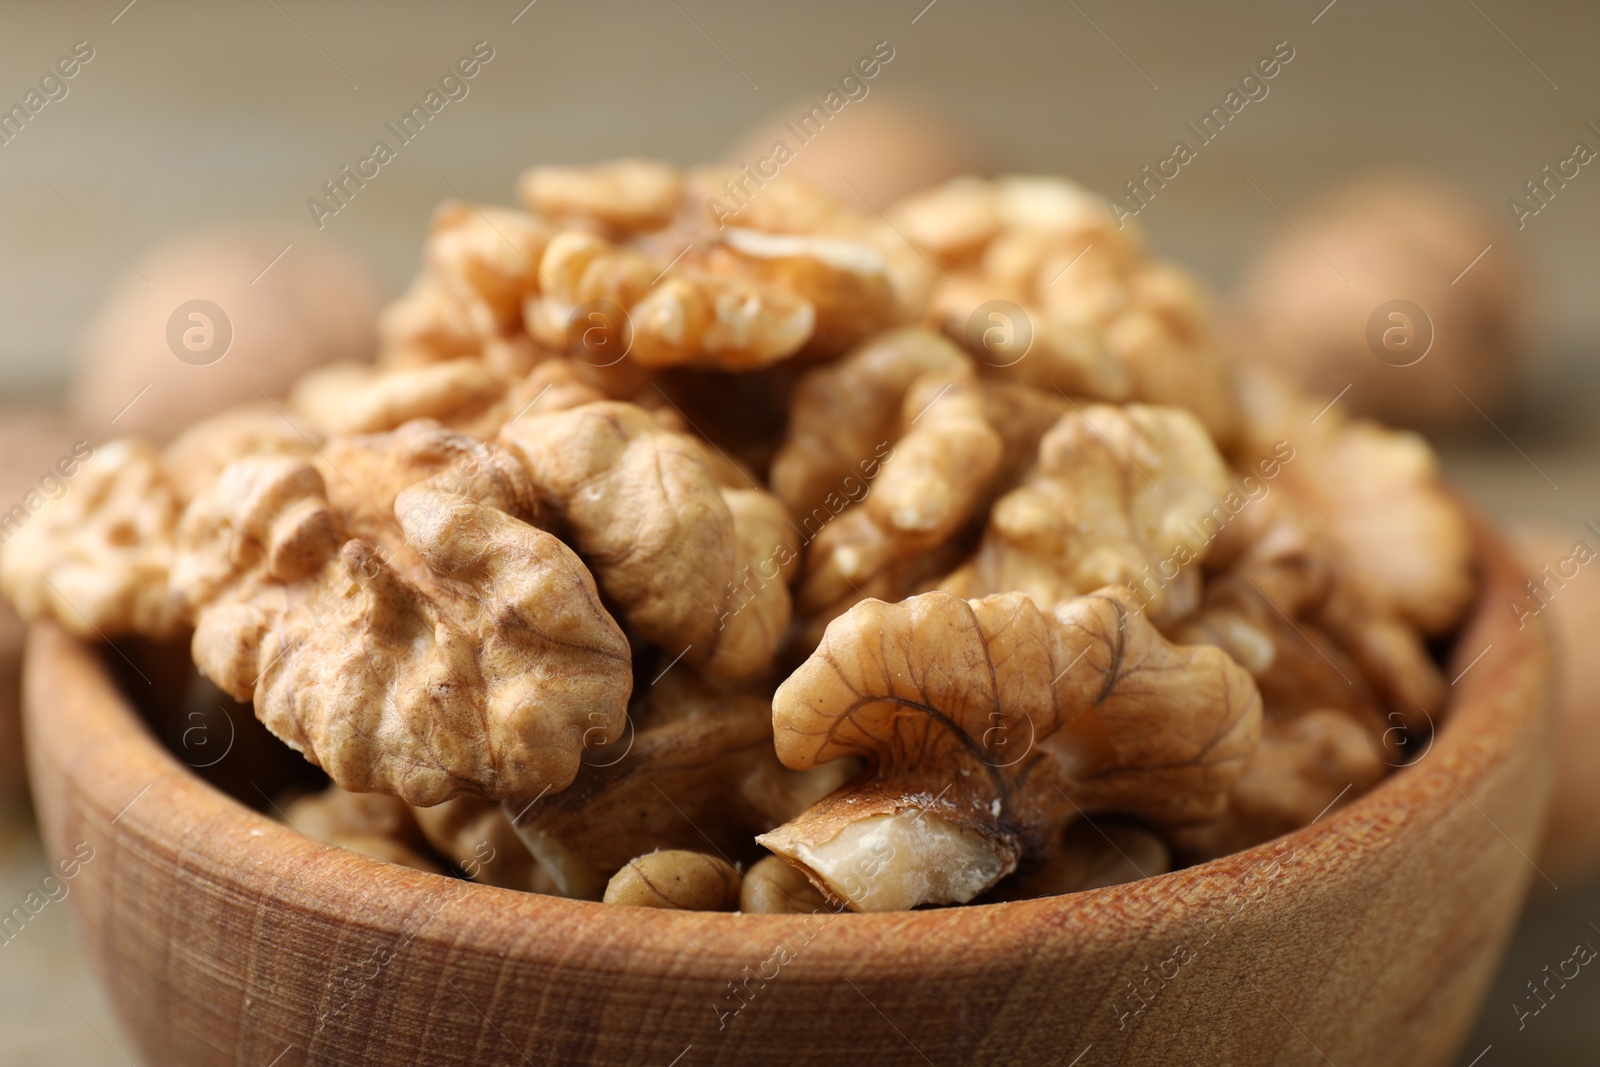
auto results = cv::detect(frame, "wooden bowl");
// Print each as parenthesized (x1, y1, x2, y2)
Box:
(24, 517, 1553, 1067)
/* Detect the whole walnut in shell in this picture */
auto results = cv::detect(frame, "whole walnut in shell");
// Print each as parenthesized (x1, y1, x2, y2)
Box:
(72, 230, 380, 443)
(1229, 172, 1525, 433)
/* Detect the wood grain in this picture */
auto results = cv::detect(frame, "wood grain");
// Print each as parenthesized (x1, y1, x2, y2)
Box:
(23, 517, 1553, 1067)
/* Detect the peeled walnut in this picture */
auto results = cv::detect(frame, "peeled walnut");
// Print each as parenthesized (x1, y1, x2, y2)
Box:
(1235, 367, 1473, 724)
(289, 359, 506, 437)
(411, 796, 554, 892)
(162, 402, 318, 505)
(943, 403, 1232, 627)
(769, 328, 967, 519)
(710, 229, 902, 355)
(603, 850, 742, 910)
(741, 855, 832, 914)
(758, 587, 1261, 911)
(1167, 711, 1386, 862)
(1229, 172, 1525, 433)
(0, 439, 183, 639)
(170, 423, 633, 804)
(891, 176, 1237, 442)
(424, 201, 552, 336)
(505, 670, 852, 900)
(519, 159, 686, 235)
(282, 785, 444, 874)
(498, 401, 794, 680)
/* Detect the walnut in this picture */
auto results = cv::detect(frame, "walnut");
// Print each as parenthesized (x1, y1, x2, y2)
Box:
(0, 439, 183, 639)
(712, 228, 901, 355)
(1235, 368, 1473, 723)
(944, 403, 1232, 627)
(741, 855, 832, 914)
(523, 230, 816, 371)
(504, 670, 848, 899)
(410, 796, 554, 892)
(422, 201, 553, 337)
(795, 368, 1001, 623)
(379, 273, 482, 365)
(769, 328, 967, 520)
(603, 850, 742, 910)
(519, 159, 685, 234)
(162, 403, 318, 505)
(289, 359, 506, 437)
(1167, 711, 1386, 861)
(171, 423, 633, 804)
(498, 401, 794, 680)
(282, 785, 444, 874)
(758, 587, 1261, 911)
(891, 176, 1238, 441)
(1229, 173, 1525, 433)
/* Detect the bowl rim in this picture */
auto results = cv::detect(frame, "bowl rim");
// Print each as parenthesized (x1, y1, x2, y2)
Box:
(22, 509, 1553, 977)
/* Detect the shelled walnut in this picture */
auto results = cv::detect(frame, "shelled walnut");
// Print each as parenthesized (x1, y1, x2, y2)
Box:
(0, 156, 1483, 912)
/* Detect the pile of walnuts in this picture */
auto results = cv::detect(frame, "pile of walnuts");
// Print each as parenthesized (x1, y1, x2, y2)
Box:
(0, 160, 1476, 913)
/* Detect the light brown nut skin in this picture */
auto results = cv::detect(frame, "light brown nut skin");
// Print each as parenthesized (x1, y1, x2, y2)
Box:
(498, 401, 793, 681)
(519, 159, 685, 234)
(759, 587, 1262, 911)
(411, 796, 553, 892)
(162, 402, 319, 506)
(604, 851, 742, 910)
(282, 786, 444, 875)
(1233, 367, 1469, 726)
(712, 229, 901, 357)
(1237, 366, 1473, 637)
(171, 424, 633, 805)
(379, 273, 482, 365)
(770, 327, 968, 519)
(1167, 710, 1386, 863)
(504, 671, 844, 900)
(896, 175, 1238, 441)
(943, 403, 1232, 627)
(0, 439, 184, 639)
(424, 201, 552, 336)
(289, 359, 506, 437)
(741, 856, 831, 914)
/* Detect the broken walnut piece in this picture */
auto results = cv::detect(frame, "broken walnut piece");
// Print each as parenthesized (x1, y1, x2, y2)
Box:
(497, 401, 795, 681)
(289, 359, 506, 437)
(758, 587, 1261, 911)
(519, 159, 685, 235)
(411, 795, 556, 893)
(282, 785, 444, 875)
(0, 439, 184, 639)
(171, 423, 632, 805)
(603, 850, 742, 910)
(503, 669, 850, 900)
(944, 403, 1232, 627)
(424, 201, 553, 337)
(1166, 710, 1386, 862)
(741, 855, 833, 914)
(162, 403, 319, 506)
(769, 328, 967, 521)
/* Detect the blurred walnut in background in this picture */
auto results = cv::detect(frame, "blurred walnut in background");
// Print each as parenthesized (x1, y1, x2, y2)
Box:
(1228, 173, 1528, 433)
(71, 229, 381, 443)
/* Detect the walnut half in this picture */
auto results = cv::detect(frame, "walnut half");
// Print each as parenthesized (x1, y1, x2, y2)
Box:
(758, 587, 1261, 911)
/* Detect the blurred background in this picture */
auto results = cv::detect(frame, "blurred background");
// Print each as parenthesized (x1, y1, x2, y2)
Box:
(1, 1, 1596, 1063)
